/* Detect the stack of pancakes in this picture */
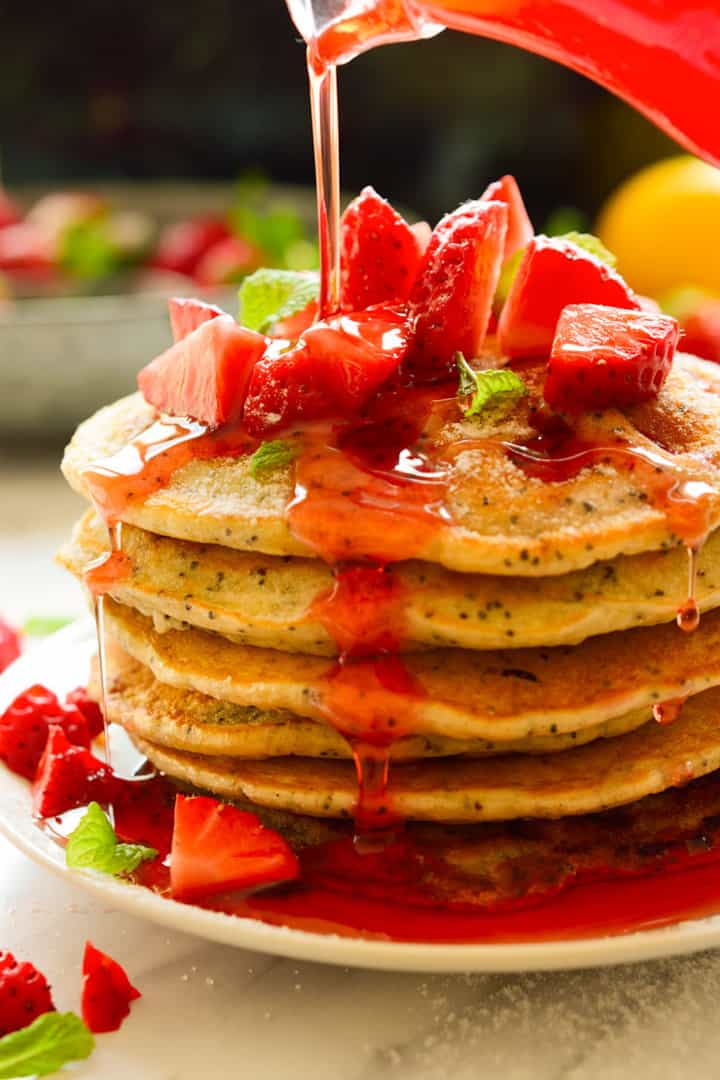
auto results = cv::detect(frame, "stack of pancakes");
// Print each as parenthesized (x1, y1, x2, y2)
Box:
(58, 352, 720, 901)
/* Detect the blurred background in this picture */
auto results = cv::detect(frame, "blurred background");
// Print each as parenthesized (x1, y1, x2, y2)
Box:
(1, 0, 719, 628)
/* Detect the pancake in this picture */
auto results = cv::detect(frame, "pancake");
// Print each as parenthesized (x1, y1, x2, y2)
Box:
(132, 684, 720, 821)
(61, 509, 720, 654)
(104, 598, 720, 741)
(61, 354, 720, 577)
(97, 642, 651, 759)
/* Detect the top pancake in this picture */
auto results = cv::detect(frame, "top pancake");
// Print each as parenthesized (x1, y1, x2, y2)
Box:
(62, 353, 720, 576)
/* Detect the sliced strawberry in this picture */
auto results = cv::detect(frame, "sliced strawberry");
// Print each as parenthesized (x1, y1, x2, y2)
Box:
(0, 685, 94, 780)
(544, 304, 679, 412)
(480, 174, 533, 259)
(170, 794, 299, 901)
(682, 298, 720, 363)
(340, 186, 425, 310)
(168, 297, 227, 342)
(193, 235, 261, 286)
(138, 314, 267, 428)
(0, 616, 21, 674)
(243, 305, 408, 435)
(151, 216, 229, 277)
(270, 299, 318, 338)
(113, 775, 176, 859)
(497, 235, 641, 359)
(81, 942, 140, 1034)
(32, 726, 112, 818)
(405, 199, 508, 382)
(65, 687, 105, 740)
(0, 951, 55, 1037)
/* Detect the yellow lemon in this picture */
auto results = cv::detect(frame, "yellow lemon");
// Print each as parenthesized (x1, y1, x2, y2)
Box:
(596, 156, 720, 297)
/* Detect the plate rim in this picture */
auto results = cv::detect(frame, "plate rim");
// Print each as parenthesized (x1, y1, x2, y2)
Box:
(2, 618, 720, 974)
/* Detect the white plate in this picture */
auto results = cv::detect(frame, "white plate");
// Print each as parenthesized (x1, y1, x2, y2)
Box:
(3, 619, 720, 974)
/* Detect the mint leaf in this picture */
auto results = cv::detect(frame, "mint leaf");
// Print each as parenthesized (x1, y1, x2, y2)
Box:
(23, 615, 72, 637)
(0, 1012, 94, 1079)
(250, 440, 298, 479)
(239, 268, 318, 333)
(456, 353, 527, 419)
(66, 801, 157, 876)
(560, 231, 617, 269)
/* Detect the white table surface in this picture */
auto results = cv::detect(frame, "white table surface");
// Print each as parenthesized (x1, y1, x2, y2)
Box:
(4, 456, 720, 1079)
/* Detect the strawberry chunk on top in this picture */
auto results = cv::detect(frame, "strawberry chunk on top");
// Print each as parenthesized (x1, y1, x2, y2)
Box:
(340, 186, 425, 310)
(498, 235, 641, 359)
(81, 942, 140, 1034)
(405, 198, 508, 382)
(0, 951, 55, 1037)
(168, 297, 227, 342)
(170, 794, 299, 901)
(480, 174, 534, 259)
(544, 304, 679, 412)
(137, 314, 267, 428)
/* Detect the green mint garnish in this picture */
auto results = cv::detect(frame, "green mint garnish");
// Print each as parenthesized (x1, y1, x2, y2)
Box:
(559, 231, 617, 268)
(0, 1012, 94, 1079)
(66, 801, 157, 877)
(23, 615, 73, 637)
(249, 440, 298, 479)
(456, 353, 527, 419)
(239, 268, 319, 333)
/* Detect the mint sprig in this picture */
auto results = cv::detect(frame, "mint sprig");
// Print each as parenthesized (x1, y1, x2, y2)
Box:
(239, 268, 318, 333)
(249, 440, 298, 479)
(0, 1012, 94, 1079)
(456, 353, 527, 419)
(66, 801, 157, 876)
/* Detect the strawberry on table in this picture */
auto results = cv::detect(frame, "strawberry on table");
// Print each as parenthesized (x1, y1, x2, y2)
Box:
(138, 315, 267, 428)
(170, 794, 299, 901)
(340, 186, 426, 310)
(0, 684, 96, 780)
(168, 296, 227, 342)
(80, 942, 140, 1034)
(544, 303, 679, 412)
(497, 235, 641, 358)
(405, 199, 508, 381)
(480, 174, 534, 259)
(0, 951, 55, 1036)
(32, 726, 113, 818)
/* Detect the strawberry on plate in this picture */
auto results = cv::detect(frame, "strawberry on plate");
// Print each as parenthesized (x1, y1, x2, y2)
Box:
(0, 951, 55, 1037)
(138, 314, 267, 428)
(0, 616, 21, 674)
(497, 235, 641, 358)
(170, 794, 299, 901)
(405, 199, 508, 381)
(168, 297, 227, 342)
(340, 186, 425, 310)
(243, 304, 408, 435)
(64, 687, 105, 740)
(544, 303, 679, 412)
(81, 942, 140, 1034)
(480, 174, 533, 259)
(32, 726, 113, 818)
(0, 684, 97, 780)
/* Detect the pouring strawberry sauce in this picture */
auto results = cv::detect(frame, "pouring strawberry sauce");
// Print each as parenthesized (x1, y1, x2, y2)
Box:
(11, 0, 720, 943)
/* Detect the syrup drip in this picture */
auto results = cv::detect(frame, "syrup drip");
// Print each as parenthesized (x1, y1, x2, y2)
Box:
(678, 546, 701, 632)
(307, 49, 341, 317)
(652, 696, 687, 726)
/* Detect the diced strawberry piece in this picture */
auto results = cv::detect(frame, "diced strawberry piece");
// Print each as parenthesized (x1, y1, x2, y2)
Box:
(270, 299, 318, 339)
(480, 174, 533, 259)
(32, 726, 113, 818)
(405, 199, 508, 382)
(0, 223, 53, 272)
(0, 616, 21, 674)
(0, 685, 94, 780)
(170, 794, 299, 901)
(151, 216, 230, 277)
(497, 235, 641, 359)
(340, 186, 425, 310)
(243, 305, 408, 435)
(193, 235, 261, 286)
(0, 951, 55, 1037)
(65, 687, 105, 740)
(81, 942, 140, 1034)
(113, 775, 176, 859)
(0, 189, 20, 230)
(138, 314, 267, 428)
(544, 304, 679, 412)
(168, 297, 227, 342)
(682, 298, 720, 363)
